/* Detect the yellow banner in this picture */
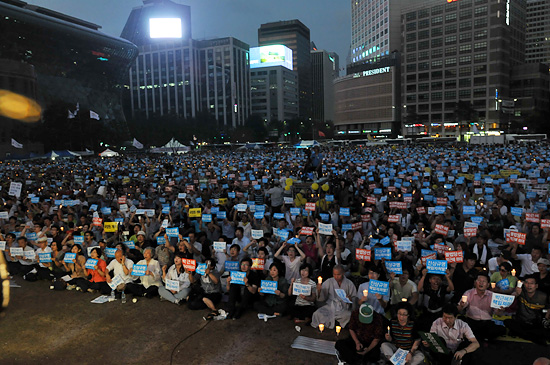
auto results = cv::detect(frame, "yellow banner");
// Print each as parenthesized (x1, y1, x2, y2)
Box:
(104, 222, 118, 232)
(189, 208, 202, 218)
(218, 198, 228, 205)
(500, 169, 520, 177)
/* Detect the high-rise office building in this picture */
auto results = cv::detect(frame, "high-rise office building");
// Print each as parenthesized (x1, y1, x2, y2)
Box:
(311, 49, 335, 123)
(121, 0, 250, 128)
(258, 20, 311, 120)
(400, 0, 526, 137)
(525, 0, 550, 65)
(250, 45, 298, 123)
(350, 0, 412, 65)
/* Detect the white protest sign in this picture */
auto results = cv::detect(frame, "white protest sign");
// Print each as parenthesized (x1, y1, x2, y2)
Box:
(9, 182, 22, 197)
(213, 242, 226, 252)
(251, 229, 264, 239)
(490, 293, 515, 309)
(292, 283, 312, 296)
(390, 348, 409, 365)
(396, 240, 412, 252)
(0, 241, 5, 251)
(318, 223, 333, 235)
(107, 275, 124, 290)
(165, 279, 180, 292)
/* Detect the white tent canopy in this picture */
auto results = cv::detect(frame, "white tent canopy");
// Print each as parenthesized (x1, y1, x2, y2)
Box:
(294, 140, 320, 149)
(151, 138, 190, 154)
(99, 148, 119, 157)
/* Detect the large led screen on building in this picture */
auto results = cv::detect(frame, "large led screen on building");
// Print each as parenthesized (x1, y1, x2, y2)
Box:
(250, 45, 293, 70)
(149, 18, 182, 38)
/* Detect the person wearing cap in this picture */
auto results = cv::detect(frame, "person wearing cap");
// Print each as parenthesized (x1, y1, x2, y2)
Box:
(534, 258, 550, 296)
(382, 302, 424, 365)
(504, 274, 550, 345)
(334, 303, 384, 365)
(424, 303, 479, 365)
(489, 262, 517, 294)
(35, 236, 54, 281)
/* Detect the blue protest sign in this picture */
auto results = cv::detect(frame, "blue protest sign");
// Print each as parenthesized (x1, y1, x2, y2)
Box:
(470, 216, 484, 225)
(276, 229, 289, 241)
(385, 261, 403, 274)
(320, 213, 329, 222)
(132, 264, 147, 276)
(463, 206, 476, 215)
(202, 214, 212, 222)
(374, 247, 392, 260)
(339, 207, 350, 216)
(156, 236, 166, 245)
(273, 213, 284, 219)
(38, 252, 52, 263)
(254, 212, 264, 219)
(196, 263, 207, 276)
(288, 237, 301, 245)
(101, 207, 112, 215)
(511, 207, 523, 217)
(230, 271, 246, 285)
(380, 236, 391, 246)
(124, 241, 135, 249)
(368, 279, 390, 295)
(396, 241, 412, 252)
(105, 248, 116, 258)
(217, 211, 227, 219)
(326, 195, 334, 202)
(426, 259, 448, 275)
(224, 261, 239, 271)
(260, 280, 278, 294)
(435, 206, 446, 214)
(64, 253, 76, 263)
(290, 208, 300, 216)
(496, 278, 510, 290)
(85, 258, 98, 270)
(213, 242, 226, 252)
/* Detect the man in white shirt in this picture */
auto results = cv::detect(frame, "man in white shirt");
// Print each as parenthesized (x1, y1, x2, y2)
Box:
(106, 249, 134, 298)
(35, 236, 54, 280)
(232, 227, 250, 251)
(7, 237, 36, 276)
(512, 244, 542, 278)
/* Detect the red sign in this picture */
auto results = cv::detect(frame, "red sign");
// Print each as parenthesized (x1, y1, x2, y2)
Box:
(526, 213, 541, 223)
(416, 207, 426, 214)
(434, 224, 449, 236)
(388, 215, 400, 223)
(182, 258, 196, 271)
(388, 186, 397, 192)
(305, 202, 316, 212)
(464, 227, 477, 237)
(299, 226, 314, 236)
(118, 196, 127, 205)
(361, 214, 371, 222)
(92, 217, 103, 227)
(366, 196, 376, 205)
(251, 258, 265, 271)
(507, 231, 526, 245)
(352, 222, 362, 231)
(355, 248, 371, 261)
(436, 198, 448, 206)
(445, 250, 464, 263)
(434, 243, 448, 254)
(421, 253, 437, 266)
(541, 219, 550, 229)
(186, 185, 195, 191)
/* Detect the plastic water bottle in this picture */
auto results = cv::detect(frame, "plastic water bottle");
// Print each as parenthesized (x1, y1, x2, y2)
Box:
(121, 292, 126, 304)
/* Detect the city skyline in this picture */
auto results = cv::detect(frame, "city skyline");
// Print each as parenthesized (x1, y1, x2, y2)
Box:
(24, 0, 351, 73)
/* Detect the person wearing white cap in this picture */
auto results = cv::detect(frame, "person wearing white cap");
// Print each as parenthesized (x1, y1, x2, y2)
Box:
(35, 236, 54, 280)
(534, 258, 550, 296)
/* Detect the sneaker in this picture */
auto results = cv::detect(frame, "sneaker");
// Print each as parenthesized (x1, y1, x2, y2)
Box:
(66, 285, 76, 291)
(75, 286, 82, 292)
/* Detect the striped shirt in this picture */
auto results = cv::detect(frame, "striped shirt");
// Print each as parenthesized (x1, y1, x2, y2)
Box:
(389, 319, 418, 350)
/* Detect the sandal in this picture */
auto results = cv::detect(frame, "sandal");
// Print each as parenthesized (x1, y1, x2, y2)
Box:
(203, 310, 219, 321)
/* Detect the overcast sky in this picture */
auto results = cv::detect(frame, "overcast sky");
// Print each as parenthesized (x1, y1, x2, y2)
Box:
(24, 0, 351, 71)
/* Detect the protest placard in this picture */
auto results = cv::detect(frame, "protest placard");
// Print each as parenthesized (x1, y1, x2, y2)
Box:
(9, 182, 22, 197)
(434, 224, 449, 236)
(224, 261, 239, 271)
(426, 259, 448, 274)
(355, 248, 371, 261)
(318, 223, 333, 235)
(189, 208, 202, 217)
(260, 280, 278, 294)
(368, 280, 390, 295)
(107, 275, 123, 290)
(38, 252, 52, 263)
(292, 282, 312, 296)
(335, 288, 352, 303)
(230, 271, 245, 285)
(419, 332, 449, 354)
(385, 261, 403, 274)
(123, 241, 135, 249)
(104, 222, 118, 233)
(85, 258, 98, 270)
(165, 279, 180, 292)
(251, 258, 265, 271)
(395, 240, 412, 252)
(299, 226, 314, 236)
(251, 229, 264, 239)
(63, 252, 76, 263)
(506, 231, 526, 245)
(445, 251, 464, 263)
(132, 264, 147, 276)
(490, 293, 515, 309)
(374, 247, 391, 260)
(390, 348, 409, 365)
(104, 248, 116, 258)
(182, 258, 196, 271)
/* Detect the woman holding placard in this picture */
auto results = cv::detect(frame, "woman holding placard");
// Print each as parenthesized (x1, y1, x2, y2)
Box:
(489, 262, 517, 295)
(288, 263, 316, 324)
(75, 247, 110, 294)
(254, 262, 290, 316)
(159, 252, 193, 305)
(63, 244, 87, 290)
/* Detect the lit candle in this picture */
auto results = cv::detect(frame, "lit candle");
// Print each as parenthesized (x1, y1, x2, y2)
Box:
(387, 326, 391, 334)
(319, 324, 325, 332)
(518, 280, 523, 288)
(491, 283, 496, 289)
(401, 298, 407, 302)
(363, 289, 368, 297)
(461, 295, 468, 304)
(336, 326, 341, 335)
(318, 276, 322, 284)
(511, 269, 516, 276)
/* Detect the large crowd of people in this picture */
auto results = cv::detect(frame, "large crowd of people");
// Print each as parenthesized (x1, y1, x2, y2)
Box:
(3, 142, 550, 364)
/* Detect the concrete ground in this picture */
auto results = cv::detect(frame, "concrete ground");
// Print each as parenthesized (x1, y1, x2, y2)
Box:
(0, 279, 548, 365)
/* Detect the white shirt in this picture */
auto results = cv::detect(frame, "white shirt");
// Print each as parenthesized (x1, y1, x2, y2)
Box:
(134, 259, 161, 288)
(232, 236, 250, 251)
(106, 258, 134, 284)
(164, 265, 192, 291)
(517, 253, 539, 277)
(282, 255, 302, 281)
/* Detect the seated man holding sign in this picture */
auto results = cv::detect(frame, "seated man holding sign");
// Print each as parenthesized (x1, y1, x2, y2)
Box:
(311, 265, 357, 329)
(254, 261, 290, 316)
(423, 303, 479, 365)
(457, 272, 506, 342)
(105, 249, 134, 298)
(504, 274, 550, 345)
(226, 257, 260, 319)
(382, 302, 425, 365)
